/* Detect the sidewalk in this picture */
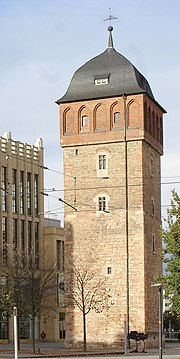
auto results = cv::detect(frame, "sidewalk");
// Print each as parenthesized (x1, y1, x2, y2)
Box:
(0, 341, 179, 359)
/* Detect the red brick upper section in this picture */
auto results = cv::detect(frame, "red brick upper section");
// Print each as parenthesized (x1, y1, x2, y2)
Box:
(59, 94, 163, 155)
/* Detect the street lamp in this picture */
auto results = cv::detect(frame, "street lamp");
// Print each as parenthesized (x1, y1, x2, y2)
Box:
(151, 283, 163, 359)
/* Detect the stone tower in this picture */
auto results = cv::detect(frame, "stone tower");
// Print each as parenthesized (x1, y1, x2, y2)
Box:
(56, 27, 166, 349)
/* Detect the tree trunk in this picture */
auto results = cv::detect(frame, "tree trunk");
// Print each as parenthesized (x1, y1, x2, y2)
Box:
(83, 311, 86, 352)
(31, 316, 36, 354)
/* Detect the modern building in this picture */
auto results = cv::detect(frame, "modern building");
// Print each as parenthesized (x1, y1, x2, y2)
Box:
(56, 26, 166, 349)
(0, 132, 44, 341)
(43, 218, 65, 342)
(0, 132, 65, 343)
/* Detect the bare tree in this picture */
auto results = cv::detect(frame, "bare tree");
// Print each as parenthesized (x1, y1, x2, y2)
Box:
(65, 256, 112, 351)
(0, 249, 57, 353)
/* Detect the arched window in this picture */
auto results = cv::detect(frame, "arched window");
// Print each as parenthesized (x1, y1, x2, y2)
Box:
(78, 106, 89, 133)
(152, 110, 155, 138)
(63, 108, 73, 135)
(160, 117, 163, 145)
(148, 106, 152, 135)
(127, 100, 140, 127)
(156, 114, 159, 142)
(144, 101, 148, 131)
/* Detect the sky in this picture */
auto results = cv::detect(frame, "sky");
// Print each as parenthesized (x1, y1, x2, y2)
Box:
(0, 0, 179, 223)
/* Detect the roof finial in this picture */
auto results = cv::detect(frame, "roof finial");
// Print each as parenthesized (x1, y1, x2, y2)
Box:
(108, 25, 113, 48)
(104, 8, 118, 48)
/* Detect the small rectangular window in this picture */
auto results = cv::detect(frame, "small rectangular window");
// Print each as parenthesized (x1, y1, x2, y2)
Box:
(99, 155, 106, 170)
(95, 78, 109, 85)
(107, 267, 112, 275)
(82, 115, 88, 127)
(99, 197, 106, 212)
(114, 112, 120, 123)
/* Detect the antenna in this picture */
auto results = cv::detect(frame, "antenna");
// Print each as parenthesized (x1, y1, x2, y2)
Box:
(104, 8, 118, 26)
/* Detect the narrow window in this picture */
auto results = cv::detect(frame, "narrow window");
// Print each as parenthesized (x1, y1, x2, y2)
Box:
(59, 312, 66, 339)
(12, 218, 17, 251)
(152, 235, 155, 253)
(27, 221, 32, 266)
(99, 197, 106, 211)
(150, 157, 154, 176)
(57, 240, 64, 272)
(35, 222, 39, 269)
(99, 155, 106, 170)
(107, 267, 112, 275)
(2, 167, 7, 212)
(2, 217, 7, 264)
(20, 220, 25, 252)
(20, 171, 24, 215)
(27, 173, 31, 215)
(12, 169, 17, 213)
(34, 174, 38, 216)
(57, 274, 65, 308)
(151, 199, 155, 215)
(114, 112, 120, 123)
(82, 115, 88, 127)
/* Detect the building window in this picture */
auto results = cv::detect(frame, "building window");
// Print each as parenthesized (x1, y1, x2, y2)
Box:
(107, 267, 112, 275)
(12, 218, 17, 252)
(59, 312, 65, 339)
(98, 197, 106, 212)
(27, 173, 31, 215)
(151, 199, 155, 215)
(150, 156, 154, 176)
(95, 78, 109, 85)
(27, 221, 32, 266)
(152, 235, 156, 253)
(57, 240, 64, 272)
(34, 174, 38, 216)
(12, 169, 17, 213)
(114, 112, 120, 123)
(82, 115, 88, 127)
(20, 220, 25, 253)
(57, 274, 65, 307)
(99, 155, 106, 170)
(2, 217, 7, 264)
(20, 171, 24, 215)
(2, 167, 7, 212)
(35, 222, 39, 269)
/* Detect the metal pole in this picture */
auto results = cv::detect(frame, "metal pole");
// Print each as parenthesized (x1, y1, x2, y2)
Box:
(124, 314, 127, 355)
(159, 286, 163, 359)
(123, 94, 130, 338)
(13, 306, 18, 359)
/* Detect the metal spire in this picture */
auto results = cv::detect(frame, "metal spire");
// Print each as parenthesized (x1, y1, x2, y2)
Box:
(104, 8, 118, 48)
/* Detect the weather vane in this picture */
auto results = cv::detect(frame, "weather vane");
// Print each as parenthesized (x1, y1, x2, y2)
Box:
(104, 8, 118, 26)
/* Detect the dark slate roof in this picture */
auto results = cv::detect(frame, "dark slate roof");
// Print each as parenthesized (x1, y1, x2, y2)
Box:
(56, 28, 166, 113)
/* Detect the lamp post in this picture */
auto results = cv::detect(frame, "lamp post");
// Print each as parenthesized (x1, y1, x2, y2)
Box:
(151, 283, 163, 359)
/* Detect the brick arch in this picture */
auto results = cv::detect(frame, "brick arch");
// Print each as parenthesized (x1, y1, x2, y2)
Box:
(152, 110, 155, 138)
(144, 101, 148, 131)
(148, 106, 152, 135)
(78, 105, 90, 133)
(156, 114, 160, 142)
(63, 107, 74, 135)
(93, 103, 101, 131)
(110, 101, 121, 129)
(127, 99, 140, 127)
(159, 117, 163, 145)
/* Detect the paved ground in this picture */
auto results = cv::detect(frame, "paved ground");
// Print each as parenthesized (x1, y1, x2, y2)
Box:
(0, 340, 179, 359)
